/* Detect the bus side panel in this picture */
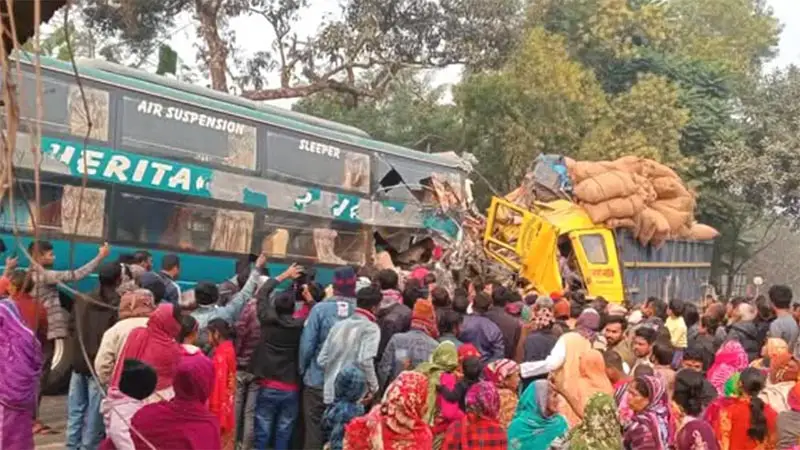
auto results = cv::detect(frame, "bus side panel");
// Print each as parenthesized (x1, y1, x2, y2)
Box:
(0, 233, 340, 295)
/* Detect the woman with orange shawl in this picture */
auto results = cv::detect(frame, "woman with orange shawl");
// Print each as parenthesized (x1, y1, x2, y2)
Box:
(709, 367, 778, 450)
(759, 351, 799, 414)
(343, 371, 432, 450)
(520, 308, 607, 425)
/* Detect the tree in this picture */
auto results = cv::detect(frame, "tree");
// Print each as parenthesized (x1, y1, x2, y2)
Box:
(293, 70, 462, 152)
(91, 0, 524, 94)
(455, 27, 689, 205)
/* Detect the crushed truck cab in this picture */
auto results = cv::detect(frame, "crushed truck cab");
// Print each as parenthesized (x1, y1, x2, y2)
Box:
(483, 196, 715, 304)
(484, 197, 624, 302)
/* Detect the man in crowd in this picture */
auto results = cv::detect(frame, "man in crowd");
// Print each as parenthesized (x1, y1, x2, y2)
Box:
(604, 314, 635, 371)
(460, 293, 505, 362)
(158, 254, 182, 305)
(485, 286, 521, 360)
(631, 326, 657, 372)
(298, 266, 358, 450)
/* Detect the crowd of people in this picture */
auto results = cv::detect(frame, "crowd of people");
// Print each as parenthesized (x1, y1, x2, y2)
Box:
(2, 240, 800, 449)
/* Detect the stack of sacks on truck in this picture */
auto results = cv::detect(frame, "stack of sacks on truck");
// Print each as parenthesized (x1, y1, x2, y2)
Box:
(566, 156, 719, 247)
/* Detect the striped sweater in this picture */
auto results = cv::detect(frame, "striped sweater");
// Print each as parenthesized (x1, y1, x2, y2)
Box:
(32, 253, 104, 340)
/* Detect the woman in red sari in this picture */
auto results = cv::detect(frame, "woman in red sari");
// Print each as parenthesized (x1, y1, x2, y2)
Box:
(131, 352, 221, 449)
(111, 303, 182, 403)
(207, 319, 237, 450)
(709, 367, 778, 450)
(343, 371, 432, 450)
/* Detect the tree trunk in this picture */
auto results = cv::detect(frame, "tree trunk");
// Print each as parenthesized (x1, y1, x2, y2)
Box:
(195, 0, 228, 92)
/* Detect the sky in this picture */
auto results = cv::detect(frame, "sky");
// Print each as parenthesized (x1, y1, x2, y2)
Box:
(165, 0, 800, 108)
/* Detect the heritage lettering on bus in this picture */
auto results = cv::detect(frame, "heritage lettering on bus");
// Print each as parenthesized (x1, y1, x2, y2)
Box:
(298, 139, 341, 159)
(43, 138, 212, 196)
(136, 99, 247, 135)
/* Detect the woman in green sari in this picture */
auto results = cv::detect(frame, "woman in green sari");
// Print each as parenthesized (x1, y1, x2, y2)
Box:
(553, 392, 623, 450)
(415, 341, 459, 450)
(507, 380, 568, 450)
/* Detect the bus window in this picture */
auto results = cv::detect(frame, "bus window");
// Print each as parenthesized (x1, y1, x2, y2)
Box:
(264, 129, 370, 194)
(17, 72, 110, 142)
(114, 193, 254, 254)
(0, 182, 106, 238)
(374, 156, 460, 205)
(120, 95, 258, 171)
(257, 215, 367, 266)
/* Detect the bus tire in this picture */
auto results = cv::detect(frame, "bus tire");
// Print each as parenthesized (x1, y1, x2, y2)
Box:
(42, 337, 73, 395)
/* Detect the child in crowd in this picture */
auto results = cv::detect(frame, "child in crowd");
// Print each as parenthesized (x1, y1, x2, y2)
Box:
(208, 319, 237, 450)
(99, 359, 157, 450)
(438, 356, 484, 411)
(321, 365, 368, 450)
(178, 314, 201, 355)
(666, 299, 688, 368)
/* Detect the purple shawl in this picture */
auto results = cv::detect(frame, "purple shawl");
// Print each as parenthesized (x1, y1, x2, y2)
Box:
(0, 299, 43, 450)
(0, 299, 43, 406)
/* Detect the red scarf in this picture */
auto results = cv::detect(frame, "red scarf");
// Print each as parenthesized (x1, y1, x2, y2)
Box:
(111, 304, 181, 391)
(209, 340, 236, 433)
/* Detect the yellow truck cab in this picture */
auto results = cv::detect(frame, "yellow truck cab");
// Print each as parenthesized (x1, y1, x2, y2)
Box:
(483, 197, 625, 303)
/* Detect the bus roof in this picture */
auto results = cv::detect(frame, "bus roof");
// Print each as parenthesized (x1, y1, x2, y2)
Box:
(17, 53, 469, 171)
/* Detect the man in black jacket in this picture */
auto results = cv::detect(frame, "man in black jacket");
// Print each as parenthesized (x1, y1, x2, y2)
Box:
(250, 266, 304, 450)
(485, 286, 522, 360)
(65, 262, 120, 450)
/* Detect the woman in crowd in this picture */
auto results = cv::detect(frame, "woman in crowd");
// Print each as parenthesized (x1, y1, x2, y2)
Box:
(441, 381, 506, 450)
(507, 380, 568, 450)
(519, 308, 604, 426)
(95, 289, 156, 386)
(622, 375, 672, 450)
(111, 303, 182, 403)
(131, 352, 221, 449)
(343, 371, 432, 450)
(416, 341, 460, 448)
(707, 340, 750, 395)
(0, 298, 42, 450)
(673, 369, 719, 450)
(777, 382, 800, 449)
(709, 367, 777, 450)
(208, 318, 237, 450)
(751, 337, 789, 372)
(483, 358, 520, 429)
(322, 365, 368, 450)
(759, 351, 799, 413)
(553, 392, 621, 450)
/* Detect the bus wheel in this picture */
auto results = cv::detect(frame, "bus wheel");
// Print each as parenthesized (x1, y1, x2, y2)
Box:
(42, 337, 73, 395)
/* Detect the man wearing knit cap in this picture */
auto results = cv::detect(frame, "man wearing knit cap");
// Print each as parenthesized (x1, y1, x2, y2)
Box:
(377, 299, 439, 389)
(298, 266, 358, 449)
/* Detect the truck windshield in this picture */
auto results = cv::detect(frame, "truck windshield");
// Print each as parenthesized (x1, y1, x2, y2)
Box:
(579, 233, 608, 264)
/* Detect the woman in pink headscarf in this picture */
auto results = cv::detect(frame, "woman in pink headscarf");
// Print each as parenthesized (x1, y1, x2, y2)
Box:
(131, 352, 221, 449)
(111, 304, 182, 403)
(706, 340, 749, 395)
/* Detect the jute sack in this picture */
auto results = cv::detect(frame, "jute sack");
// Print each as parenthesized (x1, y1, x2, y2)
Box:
(646, 161, 680, 179)
(689, 223, 720, 240)
(634, 174, 658, 203)
(652, 176, 690, 200)
(571, 161, 616, 183)
(605, 218, 637, 229)
(612, 156, 653, 178)
(651, 201, 692, 230)
(654, 194, 694, 212)
(574, 170, 638, 204)
(636, 207, 670, 245)
(582, 195, 645, 223)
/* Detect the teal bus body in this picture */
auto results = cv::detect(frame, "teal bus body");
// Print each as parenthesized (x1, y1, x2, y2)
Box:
(0, 236, 331, 293)
(3, 54, 467, 293)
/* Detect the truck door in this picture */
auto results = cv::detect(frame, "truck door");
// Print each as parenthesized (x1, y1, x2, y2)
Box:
(483, 197, 562, 295)
(570, 228, 625, 303)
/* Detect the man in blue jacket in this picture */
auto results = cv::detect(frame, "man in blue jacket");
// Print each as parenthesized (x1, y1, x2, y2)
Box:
(298, 266, 357, 449)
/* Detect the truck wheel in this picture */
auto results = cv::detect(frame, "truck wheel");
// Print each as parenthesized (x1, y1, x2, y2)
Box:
(42, 337, 73, 395)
